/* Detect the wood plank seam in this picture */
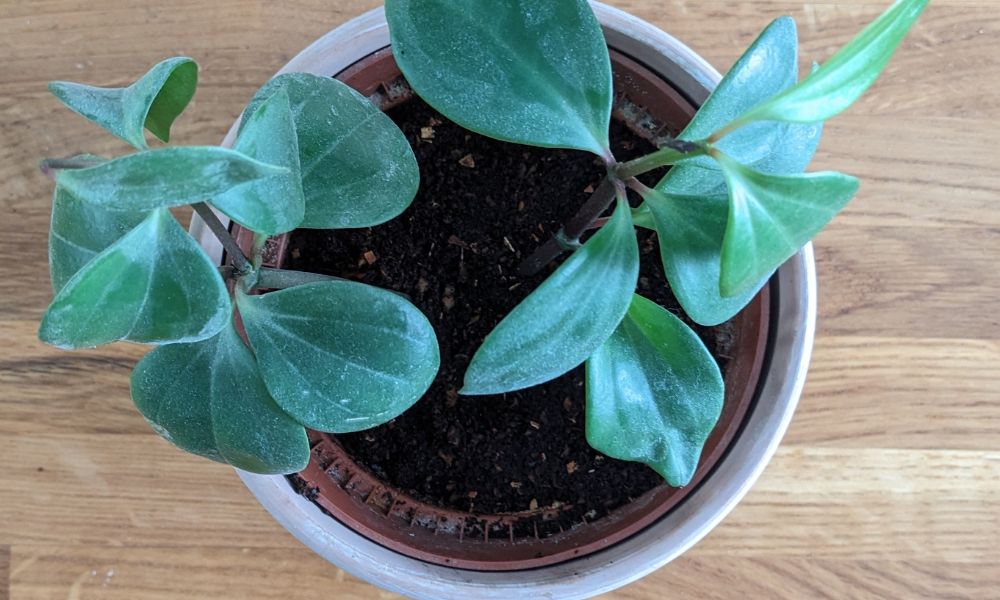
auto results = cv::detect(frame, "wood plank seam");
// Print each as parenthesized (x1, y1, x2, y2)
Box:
(0, 546, 9, 600)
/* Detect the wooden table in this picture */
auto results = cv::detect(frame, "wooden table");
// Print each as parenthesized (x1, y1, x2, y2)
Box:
(1, 1, 997, 598)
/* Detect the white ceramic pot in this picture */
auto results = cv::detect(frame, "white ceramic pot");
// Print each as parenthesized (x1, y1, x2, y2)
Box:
(191, 3, 816, 598)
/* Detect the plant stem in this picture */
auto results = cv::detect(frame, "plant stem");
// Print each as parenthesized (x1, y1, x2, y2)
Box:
(615, 139, 707, 179)
(39, 156, 106, 180)
(588, 216, 610, 230)
(519, 140, 709, 277)
(251, 232, 269, 269)
(218, 265, 237, 280)
(519, 177, 618, 276)
(626, 177, 654, 197)
(192, 202, 253, 275)
(40, 156, 105, 172)
(708, 119, 745, 144)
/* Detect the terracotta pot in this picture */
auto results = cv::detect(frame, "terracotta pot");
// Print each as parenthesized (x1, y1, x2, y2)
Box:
(191, 3, 816, 598)
(227, 46, 770, 572)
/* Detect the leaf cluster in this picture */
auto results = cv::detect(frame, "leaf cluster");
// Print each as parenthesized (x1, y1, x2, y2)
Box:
(41, 61, 438, 473)
(386, 0, 927, 485)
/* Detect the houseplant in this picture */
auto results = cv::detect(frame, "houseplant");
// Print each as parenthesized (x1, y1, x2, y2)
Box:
(40, 59, 440, 473)
(39, 0, 928, 596)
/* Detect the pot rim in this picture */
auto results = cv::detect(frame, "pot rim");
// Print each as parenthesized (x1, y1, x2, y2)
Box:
(191, 3, 816, 599)
(231, 45, 770, 571)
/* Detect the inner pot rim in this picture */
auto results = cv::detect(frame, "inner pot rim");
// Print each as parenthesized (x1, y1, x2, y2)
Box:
(237, 45, 771, 571)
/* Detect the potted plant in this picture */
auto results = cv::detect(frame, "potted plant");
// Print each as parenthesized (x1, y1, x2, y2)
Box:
(38, 0, 927, 597)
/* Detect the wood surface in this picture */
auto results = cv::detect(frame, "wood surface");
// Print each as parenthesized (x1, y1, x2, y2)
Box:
(1, 0, 998, 598)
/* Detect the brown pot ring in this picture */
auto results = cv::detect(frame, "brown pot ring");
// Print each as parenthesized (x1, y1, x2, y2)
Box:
(232, 47, 771, 571)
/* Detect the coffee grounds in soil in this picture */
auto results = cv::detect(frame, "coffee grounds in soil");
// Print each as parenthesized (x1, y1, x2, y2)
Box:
(285, 96, 735, 531)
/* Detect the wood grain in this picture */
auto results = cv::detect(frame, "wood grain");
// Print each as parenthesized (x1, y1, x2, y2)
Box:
(1, 0, 998, 599)
(789, 337, 1000, 450)
(611, 555, 1000, 600)
(10, 545, 406, 600)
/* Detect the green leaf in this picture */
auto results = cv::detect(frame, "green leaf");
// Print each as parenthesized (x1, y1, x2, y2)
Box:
(643, 17, 821, 326)
(49, 57, 198, 149)
(715, 151, 859, 297)
(718, 0, 928, 134)
(236, 281, 440, 433)
(586, 294, 724, 487)
(643, 189, 762, 327)
(39, 209, 231, 349)
(385, 0, 613, 157)
(212, 89, 304, 235)
(55, 146, 288, 212)
(131, 320, 310, 474)
(463, 199, 638, 395)
(653, 17, 822, 201)
(49, 181, 148, 293)
(241, 73, 419, 229)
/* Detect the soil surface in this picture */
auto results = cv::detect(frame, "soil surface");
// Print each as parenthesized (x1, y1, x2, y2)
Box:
(286, 97, 734, 526)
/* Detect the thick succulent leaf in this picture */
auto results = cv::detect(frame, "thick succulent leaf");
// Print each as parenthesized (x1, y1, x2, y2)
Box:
(715, 151, 860, 297)
(48, 182, 147, 293)
(241, 73, 419, 229)
(385, 0, 613, 157)
(462, 199, 638, 395)
(212, 89, 304, 235)
(586, 294, 724, 487)
(131, 320, 310, 474)
(55, 146, 286, 212)
(49, 57, 198, 149)
(237, 281, 439, 433)
(645, 17, 820, 326)
(643, 188, 763, 327)
(657, 17, 822, 199)
(720, 0, 929, 132)
(39, 209, 231, 349)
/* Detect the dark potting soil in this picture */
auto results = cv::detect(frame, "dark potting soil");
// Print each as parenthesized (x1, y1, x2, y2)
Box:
(285, 97, 734, 526)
